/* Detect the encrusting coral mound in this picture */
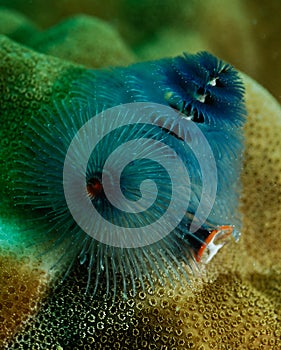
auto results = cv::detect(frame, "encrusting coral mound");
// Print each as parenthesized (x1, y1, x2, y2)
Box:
(0, 10, 281, 350)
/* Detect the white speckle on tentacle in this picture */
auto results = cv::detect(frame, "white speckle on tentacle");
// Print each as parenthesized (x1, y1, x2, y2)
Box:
(209, 77, 218, 86)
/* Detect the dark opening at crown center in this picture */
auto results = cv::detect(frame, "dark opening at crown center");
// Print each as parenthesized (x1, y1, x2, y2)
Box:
(86, 178, 103, 199)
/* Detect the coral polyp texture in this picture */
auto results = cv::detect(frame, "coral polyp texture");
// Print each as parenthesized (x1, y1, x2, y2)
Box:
(0, 249, 47, 346)
(5, 260, 281, 350)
